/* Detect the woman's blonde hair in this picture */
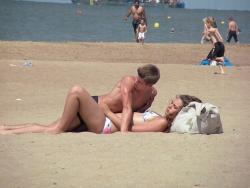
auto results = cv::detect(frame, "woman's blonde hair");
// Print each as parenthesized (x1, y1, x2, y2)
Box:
(205, 16, 217, 28)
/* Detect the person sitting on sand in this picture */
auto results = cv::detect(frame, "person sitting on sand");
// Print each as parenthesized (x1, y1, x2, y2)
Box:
(0, 64, 160, 134)
(0, 95, 201, 134)
(205, 17, 226, 74)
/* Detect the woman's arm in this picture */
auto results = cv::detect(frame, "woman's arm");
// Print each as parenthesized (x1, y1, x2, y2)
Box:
(131, 117, 169, 132)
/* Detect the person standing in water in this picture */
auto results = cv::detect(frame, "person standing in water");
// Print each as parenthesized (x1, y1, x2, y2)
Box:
(137, 19, 147, 44)
(227, 16, 240, 44)
(124, 0, 147, 43)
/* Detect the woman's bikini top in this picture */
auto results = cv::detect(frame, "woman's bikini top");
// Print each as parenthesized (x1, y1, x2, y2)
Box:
(143, 111, 160, 122)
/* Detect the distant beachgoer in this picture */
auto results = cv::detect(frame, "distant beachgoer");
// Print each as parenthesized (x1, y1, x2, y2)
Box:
(205, 17, 225, 74)
(200, 18, 211, 44)
(124, 0, 147, 43)
(226, 16, 240, 43)
(137, 19, 147, 44)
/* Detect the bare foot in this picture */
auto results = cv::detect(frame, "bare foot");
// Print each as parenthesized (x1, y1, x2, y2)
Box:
(214, 72, 226, 75)
(0, 130, 14, 135)
(0, 124, 6, 130)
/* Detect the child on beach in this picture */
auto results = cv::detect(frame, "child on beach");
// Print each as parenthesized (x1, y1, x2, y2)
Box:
(137, 19, 147, 44)
(200, 18, 211, 44)
(205, 17, 226, 74)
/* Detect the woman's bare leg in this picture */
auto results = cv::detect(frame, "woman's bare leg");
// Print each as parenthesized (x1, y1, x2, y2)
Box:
(0, 117, 80, 135)
(0, 123, 51, 135)
(54, 85, 105, 133)
(0, 123, 49, 130)
(0, 85, 105, 135)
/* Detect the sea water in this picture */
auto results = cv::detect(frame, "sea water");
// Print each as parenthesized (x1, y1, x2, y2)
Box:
(0, 0, 249, 43)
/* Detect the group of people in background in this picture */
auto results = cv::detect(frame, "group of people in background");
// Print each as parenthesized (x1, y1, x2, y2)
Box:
(124, 0, 240, 74)
(124, 0, 147, 44)
(200, 16, 240, 74)
(201, 16, 240, 44)
(125, 0, 240, 46)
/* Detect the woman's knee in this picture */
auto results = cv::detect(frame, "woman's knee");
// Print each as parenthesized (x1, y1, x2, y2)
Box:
(69, 85, 87, 97)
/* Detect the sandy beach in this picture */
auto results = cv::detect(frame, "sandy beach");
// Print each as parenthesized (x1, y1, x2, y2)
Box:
(0, 41, 250, 188)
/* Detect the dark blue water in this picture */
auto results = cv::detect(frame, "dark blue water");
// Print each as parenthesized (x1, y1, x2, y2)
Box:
(0, 0, 250, 43)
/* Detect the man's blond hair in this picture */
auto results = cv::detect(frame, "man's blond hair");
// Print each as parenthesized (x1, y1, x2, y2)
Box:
(137, 64, 160, 85)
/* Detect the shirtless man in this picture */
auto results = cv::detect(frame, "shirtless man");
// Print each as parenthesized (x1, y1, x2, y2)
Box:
(124, 0, 147, 42)
(96, 64, 159, 131)
(226, 16, 239, 43)
(205, 17, 225, 74)
(0, 64, 160, 135)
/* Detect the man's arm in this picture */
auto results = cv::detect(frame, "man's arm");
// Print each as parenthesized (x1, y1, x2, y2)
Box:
(120, 77, 134, 132)
(142, 7, 147, 25)
(124, 7, 132, 20)
(131, 118, 168, 132)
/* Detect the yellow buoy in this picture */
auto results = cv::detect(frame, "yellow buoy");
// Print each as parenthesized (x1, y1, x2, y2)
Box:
(154, 22, 160, 28)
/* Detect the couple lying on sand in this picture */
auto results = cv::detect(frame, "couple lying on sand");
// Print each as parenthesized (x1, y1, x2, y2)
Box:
(0, 64, 201, 135)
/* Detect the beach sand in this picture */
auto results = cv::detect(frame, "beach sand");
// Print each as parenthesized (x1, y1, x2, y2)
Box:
(0, 41, 249, 188)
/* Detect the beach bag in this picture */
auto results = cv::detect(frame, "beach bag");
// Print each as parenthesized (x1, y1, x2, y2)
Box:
(170, 102, 223, 134)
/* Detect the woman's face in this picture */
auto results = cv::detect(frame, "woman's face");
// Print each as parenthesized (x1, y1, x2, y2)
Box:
(165, 98, 183, 118)
(206, 21, 211, 28)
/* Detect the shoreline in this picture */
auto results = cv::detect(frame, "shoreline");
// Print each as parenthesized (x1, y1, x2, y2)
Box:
(1, 41, 250, 66)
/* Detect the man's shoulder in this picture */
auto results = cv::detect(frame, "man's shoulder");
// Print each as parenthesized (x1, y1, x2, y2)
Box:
(121, 75, 136, 82)
(139, 6, 145, 11)
(120, 76, 136, 88)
